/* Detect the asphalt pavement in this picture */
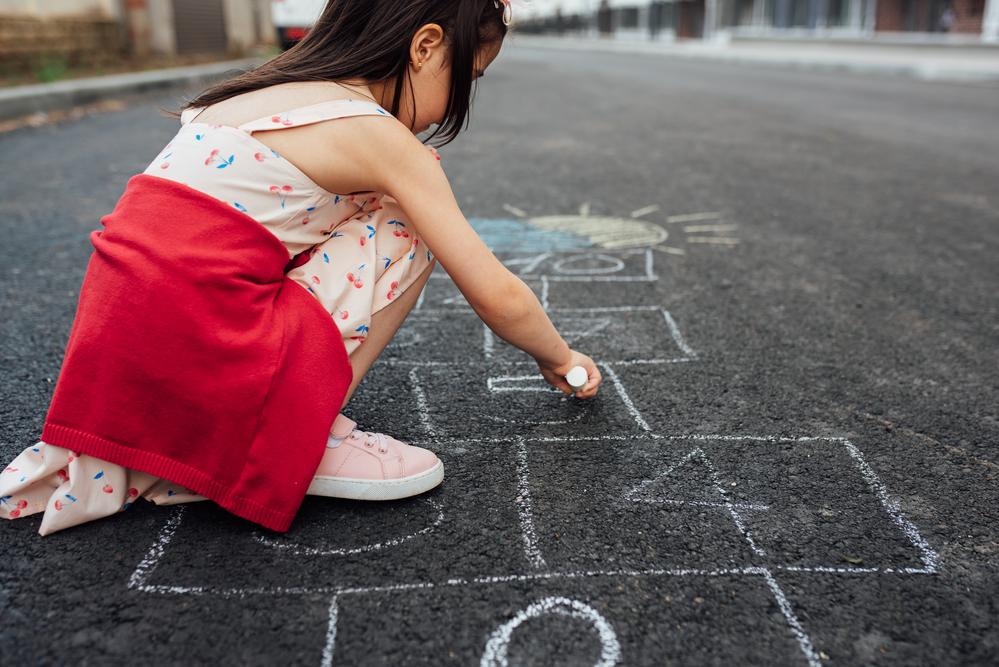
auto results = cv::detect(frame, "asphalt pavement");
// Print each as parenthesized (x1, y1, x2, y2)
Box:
(1, 44, 998, 665)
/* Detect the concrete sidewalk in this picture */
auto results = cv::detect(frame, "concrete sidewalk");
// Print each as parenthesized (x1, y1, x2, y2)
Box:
(508, 33, 999, 82)
(0, 57, 265, 122)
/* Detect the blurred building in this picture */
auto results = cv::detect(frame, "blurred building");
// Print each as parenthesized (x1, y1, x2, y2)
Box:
(518, 0, 999, 40)
(0, 0, 277, 74)
(133, 0, 277, 57)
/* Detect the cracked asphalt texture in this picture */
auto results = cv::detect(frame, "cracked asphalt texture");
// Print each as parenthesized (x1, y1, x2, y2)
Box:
(2, 43, 998, 666)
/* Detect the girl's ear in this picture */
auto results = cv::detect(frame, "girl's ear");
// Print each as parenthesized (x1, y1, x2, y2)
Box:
(410, 23, 446, 68)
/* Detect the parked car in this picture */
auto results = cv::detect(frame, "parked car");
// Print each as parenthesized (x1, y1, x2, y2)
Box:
(271, 0, 325, 50)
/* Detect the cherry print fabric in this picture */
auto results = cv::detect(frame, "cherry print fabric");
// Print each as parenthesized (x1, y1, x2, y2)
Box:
(1, 100, 436, 535)
(288, 193, 433, 358)
(1, 443, 204, 537)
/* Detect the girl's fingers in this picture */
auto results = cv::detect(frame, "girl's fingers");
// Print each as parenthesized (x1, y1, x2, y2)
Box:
(545, 372, 573, 395)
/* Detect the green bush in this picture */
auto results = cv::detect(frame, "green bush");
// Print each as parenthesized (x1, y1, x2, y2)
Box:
(35, 54, 69, 83)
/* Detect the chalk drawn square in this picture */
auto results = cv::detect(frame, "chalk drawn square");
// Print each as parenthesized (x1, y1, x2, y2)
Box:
(327, 577, 808, 666)
(413, 277, 544, 312)
(380, 313, 483, 362)
(486, 308, 695, 364)
(694, 438, 936, 573)
(136, 445, 528, 593)
(386, 308, 694, 366)
(406, 364, 648, 439)
(418, 274, 665, 312)
(525, 437, 937, 574)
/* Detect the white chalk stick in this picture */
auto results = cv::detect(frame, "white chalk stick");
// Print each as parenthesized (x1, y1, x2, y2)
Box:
(565, 366, 588, 390)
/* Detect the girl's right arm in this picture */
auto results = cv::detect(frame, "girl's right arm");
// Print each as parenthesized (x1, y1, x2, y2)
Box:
(361, 121, 602, 398)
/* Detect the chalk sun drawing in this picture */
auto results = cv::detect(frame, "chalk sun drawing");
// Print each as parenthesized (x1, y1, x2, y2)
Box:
(468, 202, 739, 256)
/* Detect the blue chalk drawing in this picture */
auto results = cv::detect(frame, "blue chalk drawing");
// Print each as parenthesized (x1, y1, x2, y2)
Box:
(468, 218, 591, 252)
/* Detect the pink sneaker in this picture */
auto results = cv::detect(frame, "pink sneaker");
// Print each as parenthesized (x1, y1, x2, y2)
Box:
(307, 413, 444, 500)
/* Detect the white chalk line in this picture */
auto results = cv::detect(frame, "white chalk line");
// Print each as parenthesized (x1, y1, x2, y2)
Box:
(481, 597, 621, 667)
(502, 203, 527, 217)
(430, 274, 657, 283)
(487, 375, 554, 392)
(683, 224, 739, 233)
(551, 254, 626, 275)
(540, 275, 550, 310)
(501, 252, 553, 275)
(559, 317, 613, 343)
(761, 569, 822, 667)
(128, 505, 186, 592)
(417, 305, 662, 314)
(661, 310, 697, 358)
(646, 499, 771, 512)
(695, 449, 767, 557)
(402, 434, 849, 447)
(484, 412, 586, 425)
(408, 366, 439, 439)
(321, 596, 339, 667)
(666, 211, 722, 224)
(128, 561, 934, 599)
(631, 204, 660, 218)
(488, 387, 564, 393)
(843, 440, 941, 573)
(600, 364, 652, 432)
(515, 438, 547, 570)
(138, 566, 764, 598)
(380, 357, 693, 368)
(138, 561, 911, 600)
(624, 448, 700, 502)
(483, 323, 494, 359)
(687, 237, 740, 245)
(252, 498, 444, 556)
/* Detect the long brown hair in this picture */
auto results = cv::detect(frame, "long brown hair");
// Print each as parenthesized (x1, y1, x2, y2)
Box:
(165, 0, 506, 146)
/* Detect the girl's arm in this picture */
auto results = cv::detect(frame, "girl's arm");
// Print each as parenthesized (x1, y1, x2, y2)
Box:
(365, 122, 571, 369)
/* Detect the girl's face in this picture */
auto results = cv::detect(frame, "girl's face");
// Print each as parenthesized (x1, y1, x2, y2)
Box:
(398, 24, 503, 134)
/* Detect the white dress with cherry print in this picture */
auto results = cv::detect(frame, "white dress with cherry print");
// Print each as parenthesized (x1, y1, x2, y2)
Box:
(0, 98, 437, 534)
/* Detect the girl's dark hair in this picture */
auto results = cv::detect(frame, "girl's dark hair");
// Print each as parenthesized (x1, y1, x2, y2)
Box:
(166, 0, 506, 146)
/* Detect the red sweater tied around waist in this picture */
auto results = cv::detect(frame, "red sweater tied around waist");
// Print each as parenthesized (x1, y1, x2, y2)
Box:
(40, 174, 353, 532)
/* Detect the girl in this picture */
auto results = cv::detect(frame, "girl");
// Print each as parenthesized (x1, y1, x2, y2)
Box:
(0, 0, 601, 536)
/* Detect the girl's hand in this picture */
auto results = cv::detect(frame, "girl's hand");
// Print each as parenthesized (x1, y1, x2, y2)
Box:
(538, 349, 602, 400)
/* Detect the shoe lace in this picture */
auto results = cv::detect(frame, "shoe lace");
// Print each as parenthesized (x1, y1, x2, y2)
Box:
(347, 429, 389, 454)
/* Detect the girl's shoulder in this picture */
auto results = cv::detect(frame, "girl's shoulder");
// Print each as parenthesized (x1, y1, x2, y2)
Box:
(188, 81, 372, 127)
(188, 82, 405, 196)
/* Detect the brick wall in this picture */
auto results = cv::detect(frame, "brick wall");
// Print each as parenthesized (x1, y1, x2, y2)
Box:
(0, 15, 125, 74)
(951, 0, 986, 32)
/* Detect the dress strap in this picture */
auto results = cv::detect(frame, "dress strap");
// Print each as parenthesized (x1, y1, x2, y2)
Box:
(235, 98, 391, 133)
(180, 106, 207, 125)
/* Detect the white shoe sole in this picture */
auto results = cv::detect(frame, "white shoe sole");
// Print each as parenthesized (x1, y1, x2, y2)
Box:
(306, 460, 444, 501)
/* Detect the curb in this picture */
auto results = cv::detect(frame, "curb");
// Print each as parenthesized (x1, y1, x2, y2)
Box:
(507, 35, 999, 82)
(0, 58, 266, 122)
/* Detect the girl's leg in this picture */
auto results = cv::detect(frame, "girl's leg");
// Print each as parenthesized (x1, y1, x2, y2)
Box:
(340, 257, 437, 410)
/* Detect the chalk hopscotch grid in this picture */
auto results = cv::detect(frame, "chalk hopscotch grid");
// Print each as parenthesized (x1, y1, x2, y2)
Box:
(124, 251, 937, 666)
(127, 431, 939, 667)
